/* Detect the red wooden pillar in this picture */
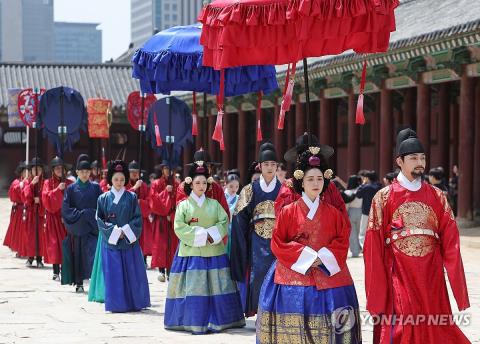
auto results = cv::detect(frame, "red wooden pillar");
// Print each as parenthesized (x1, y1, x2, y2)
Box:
(416, 80, 431, 159)
(295, 96, 306, 137)
(403, 87, 415, 128)
(319, 90, 331, 145)
(458, 68, 475, 220)
(237, 109, 247, 184)
(437, 83, 450, 172)
(379, 86, 393, 179)
(347, 91, 360, 175)
(474, 80, 480, 216)
(222, 112, 231, 169)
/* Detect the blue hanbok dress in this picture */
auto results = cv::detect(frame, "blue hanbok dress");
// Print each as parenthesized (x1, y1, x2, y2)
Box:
(61, 179, 102, 286)
(96, 187, 151, 312)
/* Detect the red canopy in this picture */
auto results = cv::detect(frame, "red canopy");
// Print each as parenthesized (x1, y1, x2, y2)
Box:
(199, 0, 399, 70)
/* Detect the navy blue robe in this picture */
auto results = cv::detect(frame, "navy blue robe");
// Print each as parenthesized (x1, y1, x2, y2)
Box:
(61, 180, 102, 285)
(230, 178, 281, 315)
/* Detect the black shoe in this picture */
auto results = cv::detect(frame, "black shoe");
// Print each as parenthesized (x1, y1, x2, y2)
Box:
(26, 259, 33, 267)
(76, 286, 84, 293)
(36, 261, 44, 268)
(52, 274, 60, 281)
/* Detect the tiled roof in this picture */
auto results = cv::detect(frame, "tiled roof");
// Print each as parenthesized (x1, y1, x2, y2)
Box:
(0, 62, 139, 109)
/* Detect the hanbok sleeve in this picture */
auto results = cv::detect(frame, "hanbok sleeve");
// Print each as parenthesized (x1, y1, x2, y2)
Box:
(205, 201, 229, 245)
(120, 194, 143, 244)
(95, 195, 120, 244)
(9, 180, 22, 203)
(149, 182, 173, 216)
(173, 201, 208, 247)
(363, 189, 390, 315)
(435, 189, 470, 311)
(271, 205, 318, 275)
(21, 180, 35, 206)
(138, 184, 151, 218)
(230, 184, 253, 281)
(61, 186, 95, 236)
(42, 180, 64, 213)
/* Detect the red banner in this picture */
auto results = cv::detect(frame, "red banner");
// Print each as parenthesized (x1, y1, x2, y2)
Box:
(87, 98, 112, 138)
(127, 91, 156, 131)
(17, 88, 46, 128)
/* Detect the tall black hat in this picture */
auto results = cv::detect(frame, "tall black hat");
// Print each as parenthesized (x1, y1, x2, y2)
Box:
(284, 133, 334, 163)
(76, 154, 91, 170)
(396, 128, 424, 157)
(185, 149, 222, 167)
(128, 160, 140, 171)
(258, 142, 277, 163)
(107, 160, 129, 186)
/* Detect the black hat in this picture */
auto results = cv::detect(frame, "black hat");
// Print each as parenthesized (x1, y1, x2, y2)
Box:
(30, 157, 46, 168)
(128, 160, 140, 171)
(15, 161, 29, 175)
(76, 154, 91, 170)
(185, 149, 221, 167)
(154, 160, 171, 171)
(184, 161, 212, 184)
(227, 169, 241, 178)
(258, 142, 277, 163)
(107, 160, 129, 186)
(90, 160, 99, 169)
(50, 156, 71, 170)
(396, 128, 424, 157)
(284, 133, 334, 163)
(292, 146, 334, 195)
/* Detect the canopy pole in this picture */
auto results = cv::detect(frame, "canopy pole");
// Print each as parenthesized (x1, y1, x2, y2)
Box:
(138, 92, 145, 179)
(303, 58, 311, 144)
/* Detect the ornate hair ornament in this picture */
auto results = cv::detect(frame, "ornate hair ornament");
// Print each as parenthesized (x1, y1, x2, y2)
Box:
(114, 164, 123, 172)
(195, 160, 204, 167)
(207, 176, 214, 184)
(293, 169, 304, 180)
(308, 156, 321, 167)
(195, 166, 206, 173)
(309, 146, 321, 155)
(185, 176, 193, 184)
(324, 169, 334, 179)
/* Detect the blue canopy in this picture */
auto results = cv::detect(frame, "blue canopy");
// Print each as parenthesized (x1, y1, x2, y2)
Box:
(132, 24, 278, 96)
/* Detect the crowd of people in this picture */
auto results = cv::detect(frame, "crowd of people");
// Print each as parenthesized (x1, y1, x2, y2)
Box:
(2, 128, 471, 343)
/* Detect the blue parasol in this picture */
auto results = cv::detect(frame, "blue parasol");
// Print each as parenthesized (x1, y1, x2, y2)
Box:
(131, 24, 278, 97)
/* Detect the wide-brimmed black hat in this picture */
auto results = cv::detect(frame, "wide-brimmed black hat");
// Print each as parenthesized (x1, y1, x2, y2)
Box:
(29, 157, 46, 168)
(50, 156, 72, 170)
(15, 161, 30, 174)
(107, 160, 129, 186)
(185, 149, 222, 167)
(128, 160, 140, 171)
(284, 133, 334, 163)
(258, 142, 277, 163)
(76, 154, 91, 170)
(396, 128, 424, 157)
(90, 160, 100, 169)
(154, 160, 171, 171)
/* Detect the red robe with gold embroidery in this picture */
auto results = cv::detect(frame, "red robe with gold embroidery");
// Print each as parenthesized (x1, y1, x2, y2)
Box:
(126, 180, 153, 256)
(41, 177, 73, 264)
(272, 198, 353, 289)
(149, 176, 179, 269)
(364, 180, 470, 344)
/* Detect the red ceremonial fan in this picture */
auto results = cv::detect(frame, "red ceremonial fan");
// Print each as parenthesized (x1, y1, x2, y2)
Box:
(127, 91, 157, 131)
(17, 88, 46, 128)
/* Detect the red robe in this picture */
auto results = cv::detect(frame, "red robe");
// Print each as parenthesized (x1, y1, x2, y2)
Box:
(20, 178, 46, 257)
(126, 180, 153, 256)
(3, 179, 24, 251)
(176, 180, 230, 218)
(99, 179, 109, 193)
(272, 198, 353, 289)
(41, 177, 72, 264)
(364, 180, 470, 344)
(275, 179, 349, 223)
(149, 176, 179, 269)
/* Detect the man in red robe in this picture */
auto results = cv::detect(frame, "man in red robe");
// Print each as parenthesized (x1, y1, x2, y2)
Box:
(126, 160, 153, 263)
(364, 128, 470, 343)
(175, 149, 230, 217)
(42, 157, 73, 280)
(149, 160, 179, 282)
(21, 157, 46, 267)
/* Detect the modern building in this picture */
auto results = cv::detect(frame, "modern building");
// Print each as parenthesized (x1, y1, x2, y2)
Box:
(54, 22, 102, 63)
(0, 0, 54, 62)
(130, 0, 204, 48)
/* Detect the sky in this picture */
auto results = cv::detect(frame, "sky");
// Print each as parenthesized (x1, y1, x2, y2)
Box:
(54, 0, 130, 62)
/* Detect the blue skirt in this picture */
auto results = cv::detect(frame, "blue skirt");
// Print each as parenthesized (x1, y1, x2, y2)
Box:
(164, 252, 246, 334)
(101, 241, 151, 313)
(256, 261, 362, 344)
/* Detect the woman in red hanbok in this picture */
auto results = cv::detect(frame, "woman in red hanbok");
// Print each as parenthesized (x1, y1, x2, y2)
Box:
(42, 157, 72, 280)
(3, 161, 29, 253)
(364, 128, 470, 343)
(257, 146, 361, 344)
(21, 157, 46, 267)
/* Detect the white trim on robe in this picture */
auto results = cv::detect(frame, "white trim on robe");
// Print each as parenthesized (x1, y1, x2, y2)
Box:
(108, 225, 122, 245)
(193, 226, 208, 247)
(259, 175, 277, 193)
(111, 187, 125, 204)
(317, 247, 341, 276)
(206, 226, 222, 244)
(122, 224, 137, 243)
(301, 192, 320, 220)
(290, 246, 318, 275)
(397, 171, 422, 192)
(190, 192, 206, 207)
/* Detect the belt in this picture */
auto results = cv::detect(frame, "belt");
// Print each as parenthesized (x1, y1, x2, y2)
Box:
(252, 213, 276, 222)
(385, 228, 439, 245)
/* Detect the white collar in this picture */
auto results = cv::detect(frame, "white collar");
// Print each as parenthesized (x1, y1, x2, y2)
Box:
(397, 171, 422, 192)
(301, 192, 320, 220)
(111, 187, 125, 204)
(259, 175, 277, 193)
(190, 192, 206, 207)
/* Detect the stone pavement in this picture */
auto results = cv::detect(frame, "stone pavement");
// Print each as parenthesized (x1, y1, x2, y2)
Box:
(0, 197, 478, 344)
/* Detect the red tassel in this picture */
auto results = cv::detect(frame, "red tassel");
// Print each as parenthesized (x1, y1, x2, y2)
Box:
(256, 91, 263, 141)
(153, 111, 162, 146)
(212, 109, 224, 142)
(192, 92, 198, 136)
(356, 60, 367, 125)
(278, 63, 296, 130)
